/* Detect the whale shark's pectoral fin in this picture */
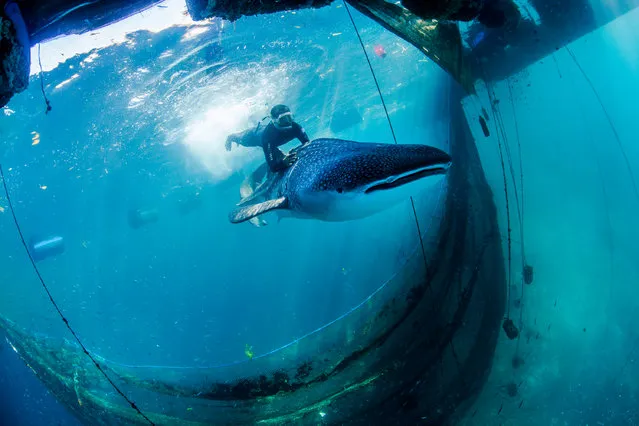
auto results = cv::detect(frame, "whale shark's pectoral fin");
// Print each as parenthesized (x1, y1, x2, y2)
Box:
(229, 197, 288, 224)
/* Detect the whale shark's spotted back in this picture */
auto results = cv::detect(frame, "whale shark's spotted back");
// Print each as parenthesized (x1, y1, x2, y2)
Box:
(287, 138, 451, 195)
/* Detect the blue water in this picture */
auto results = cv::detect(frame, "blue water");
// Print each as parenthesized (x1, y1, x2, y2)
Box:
(1, 1, 449, 422)
(1, 0, 639, 425)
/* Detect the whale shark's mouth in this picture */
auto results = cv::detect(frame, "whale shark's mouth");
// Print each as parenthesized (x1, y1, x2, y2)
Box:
(365, 164, 450, 194)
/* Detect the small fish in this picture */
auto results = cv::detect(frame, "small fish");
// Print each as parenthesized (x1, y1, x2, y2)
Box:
(0, 206, 4, 213)
(497, 403, 503, 415)
(331, 32, 342, 36)
(518, 400, 524, 408)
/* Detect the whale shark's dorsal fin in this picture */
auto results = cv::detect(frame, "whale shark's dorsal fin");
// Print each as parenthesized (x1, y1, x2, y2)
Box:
(229, 197, 288, 224)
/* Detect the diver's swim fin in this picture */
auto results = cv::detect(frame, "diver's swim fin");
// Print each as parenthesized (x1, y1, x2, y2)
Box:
(229, 197, 288, 224)
(249, 217, 268, 228)
(237, 177, 276, 207)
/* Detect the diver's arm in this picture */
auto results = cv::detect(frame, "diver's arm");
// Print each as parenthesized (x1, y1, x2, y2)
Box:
(293, 122, 310, 144)
(225, 128, 254, 151)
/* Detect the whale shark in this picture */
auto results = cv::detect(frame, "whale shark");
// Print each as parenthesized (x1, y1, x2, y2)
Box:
(229, 138, 452, 224)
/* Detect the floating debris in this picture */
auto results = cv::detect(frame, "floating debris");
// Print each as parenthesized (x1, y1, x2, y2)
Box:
(245, 344, 254, 360)
(29, 236, 65, 262)
(506, 382, 518, 397)
(128, 208, 159, 229)
(502, 318, 519, 340)
(31, 131, 40, 145)
(479, 116, 490, 137)
(373, 44, 387, 58)
(511, 354, 525, 369)
(523, 264, 533, 284)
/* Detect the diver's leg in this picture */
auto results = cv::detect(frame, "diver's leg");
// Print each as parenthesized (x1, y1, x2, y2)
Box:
(251, 163, 268, 188)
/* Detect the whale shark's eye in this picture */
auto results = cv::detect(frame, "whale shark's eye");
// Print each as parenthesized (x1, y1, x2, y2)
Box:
(336, 188, 343, 194)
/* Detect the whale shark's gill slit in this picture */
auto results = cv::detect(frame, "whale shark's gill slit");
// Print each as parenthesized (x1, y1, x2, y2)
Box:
(365, 168, 448, 194)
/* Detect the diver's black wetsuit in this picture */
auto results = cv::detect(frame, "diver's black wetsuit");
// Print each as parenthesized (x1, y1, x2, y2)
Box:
(229, 120, 310, 172)
(261, 121, 309, 172)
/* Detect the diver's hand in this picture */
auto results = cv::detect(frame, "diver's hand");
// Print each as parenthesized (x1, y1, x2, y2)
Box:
(283, 152, 298, 167)
(225, 137, 233, 152)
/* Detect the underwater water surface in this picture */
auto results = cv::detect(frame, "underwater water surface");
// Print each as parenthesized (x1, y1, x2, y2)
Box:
(1, 0, 638, 425)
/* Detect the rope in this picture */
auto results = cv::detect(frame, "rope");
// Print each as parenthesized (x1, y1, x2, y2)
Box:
(505, 79, 527, 349)
(0, 165, 154, 426)
(566, 46, 639, 204)
(506, 79, 525, 264)
(37, 44, 52, 114)
(343, 0, 429, 275)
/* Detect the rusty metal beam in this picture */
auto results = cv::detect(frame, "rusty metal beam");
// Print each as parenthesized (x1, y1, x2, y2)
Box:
(185, 0, 333, 21)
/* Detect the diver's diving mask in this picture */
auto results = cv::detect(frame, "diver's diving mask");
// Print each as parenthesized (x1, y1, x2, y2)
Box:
(272, 111, 294, 128)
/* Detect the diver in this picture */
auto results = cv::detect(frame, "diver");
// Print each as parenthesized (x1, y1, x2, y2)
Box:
(225, 104, 310, 173)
